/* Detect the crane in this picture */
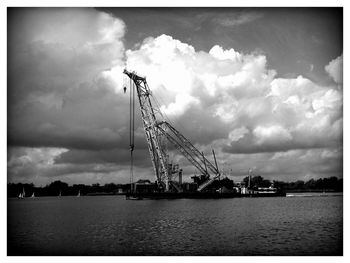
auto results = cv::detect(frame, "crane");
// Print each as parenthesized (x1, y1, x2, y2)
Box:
(123, 69, 220, 192)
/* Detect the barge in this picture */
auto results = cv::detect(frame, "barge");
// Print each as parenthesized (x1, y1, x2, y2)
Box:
(124, 177, 286, 200)
(126, 191, 286, 200)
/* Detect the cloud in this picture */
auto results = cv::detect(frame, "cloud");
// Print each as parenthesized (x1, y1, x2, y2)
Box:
(253, 125, 292, 144)
(54, 148, 151, 168)
(8, 8, 125, 97)
(209, 45, 242, 62)
(161, 93, 200, 116)
(197, 147, 342, 182)
(325, 54, 343, 84)
(8, 8, 128, 151)
(213, 12, 263, 27)
(7, 146, 156, 185)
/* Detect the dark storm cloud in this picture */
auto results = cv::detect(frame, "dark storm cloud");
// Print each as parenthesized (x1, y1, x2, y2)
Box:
(8, 8, 127, 148)
(222, 130, 342, 154)
(8, 81, 147, 151)
(54, 148, 151, 168)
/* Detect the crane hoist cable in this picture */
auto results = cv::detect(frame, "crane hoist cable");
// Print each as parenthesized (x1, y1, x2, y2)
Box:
(129, 78, 135, 192)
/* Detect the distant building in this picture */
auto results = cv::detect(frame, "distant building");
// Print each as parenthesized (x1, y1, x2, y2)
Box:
(133, 179, 156, 193)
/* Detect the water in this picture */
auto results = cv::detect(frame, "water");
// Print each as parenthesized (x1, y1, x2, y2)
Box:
(8, 194, 343, 255)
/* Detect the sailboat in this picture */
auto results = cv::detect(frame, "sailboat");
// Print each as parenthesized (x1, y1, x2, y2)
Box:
(58, 190, 61, 197)
(31, 192, 35, 198)
(18, 188, 25, 199)
(77, 190, 80, 197)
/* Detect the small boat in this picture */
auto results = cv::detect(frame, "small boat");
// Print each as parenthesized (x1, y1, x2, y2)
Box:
(58, 190, 61, 197)
(18, 188, 25, 199)
(31, 192, 35, 198)
(126, 194, 143, 200)
(77, 190, 80, 197)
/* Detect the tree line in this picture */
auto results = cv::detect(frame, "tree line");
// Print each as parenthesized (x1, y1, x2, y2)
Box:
(243, 175, 343, 192)
(7, 181, 131, 198)
(7, 175, 342, 197)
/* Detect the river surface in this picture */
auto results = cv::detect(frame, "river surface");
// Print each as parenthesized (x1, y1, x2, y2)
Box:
(8, 193, 343, 255)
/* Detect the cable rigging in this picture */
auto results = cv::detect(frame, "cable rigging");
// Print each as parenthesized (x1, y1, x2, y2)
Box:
(126, 77, 135, 193)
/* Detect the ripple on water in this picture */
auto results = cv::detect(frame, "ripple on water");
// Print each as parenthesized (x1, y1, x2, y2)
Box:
(8, 195, 343, 255)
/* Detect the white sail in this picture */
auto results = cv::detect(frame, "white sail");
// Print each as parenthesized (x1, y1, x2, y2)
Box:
(77, 190, 80, 197)
(31, 192, 35, 198)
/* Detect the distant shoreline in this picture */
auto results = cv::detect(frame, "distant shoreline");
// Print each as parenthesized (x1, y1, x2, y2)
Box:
(285, 189, 343, 193)
(7, 176, 343, 198)
(7, 190, 343, 198)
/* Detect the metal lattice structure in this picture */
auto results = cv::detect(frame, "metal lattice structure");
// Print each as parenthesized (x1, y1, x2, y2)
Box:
(123, 69, 220, 192)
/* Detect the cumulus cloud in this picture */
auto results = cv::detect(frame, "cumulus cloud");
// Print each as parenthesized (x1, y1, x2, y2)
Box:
(8, 8, 128, 150)
(253, 125, 292, 144)
(123, 34, 342, 156)
(325, 54, 343, 84)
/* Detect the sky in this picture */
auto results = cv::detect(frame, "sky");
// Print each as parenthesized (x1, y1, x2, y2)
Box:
(7, 7, 343, 186)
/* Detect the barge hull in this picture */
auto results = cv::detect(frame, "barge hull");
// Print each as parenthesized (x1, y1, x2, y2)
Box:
(125, 192, 286, 200)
